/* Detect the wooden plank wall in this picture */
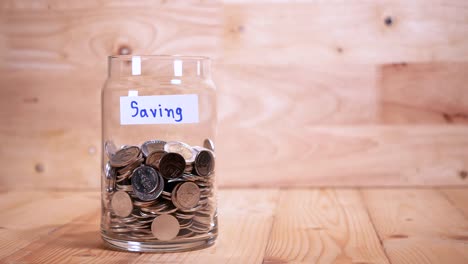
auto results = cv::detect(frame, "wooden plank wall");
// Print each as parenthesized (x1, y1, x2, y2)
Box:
(0, 0, 467, 190)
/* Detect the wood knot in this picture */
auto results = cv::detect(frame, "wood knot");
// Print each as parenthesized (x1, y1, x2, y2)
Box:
(35, 163, 44, 173)
(448, 234, 468, 241)
(24, 97, 39, 103)
(388, 234, 408, 239)
(392, 62, 407, 67)
(118, 45, 132, 55)
(459, 170, 467, 180)
(384, 16, 393, 26)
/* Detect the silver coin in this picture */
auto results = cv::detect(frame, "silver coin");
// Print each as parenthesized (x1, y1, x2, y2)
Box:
(164, 141, 196, 163)
(131, 166, 159, 194)
(133, 171, 164, 202)
(141, 140, 166, 157)
(105, 162, 115, 179)
(105, 162, 116, 192)
(104, 140, 117, 158)
(203, 138, 215, 152)
(194, 150, 215, 176)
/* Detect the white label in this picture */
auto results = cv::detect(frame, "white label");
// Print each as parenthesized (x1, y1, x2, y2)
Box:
(174, 60, 183, 76)
(120, 94, 199, 125)
(131, 56, 141, 75)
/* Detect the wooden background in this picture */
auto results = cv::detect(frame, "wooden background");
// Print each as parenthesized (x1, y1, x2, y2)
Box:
(0, 0, 467, 190)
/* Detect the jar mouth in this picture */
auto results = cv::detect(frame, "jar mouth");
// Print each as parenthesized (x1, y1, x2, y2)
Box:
(107, 55, 212, 79)
(109, 55, 211, 61)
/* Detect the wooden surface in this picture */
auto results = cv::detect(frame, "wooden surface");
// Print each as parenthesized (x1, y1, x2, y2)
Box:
(1, 1, 468, 189)
(0, 187, 467, 263)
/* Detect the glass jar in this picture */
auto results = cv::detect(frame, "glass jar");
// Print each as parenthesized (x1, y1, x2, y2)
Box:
(100, 55, 217, 252)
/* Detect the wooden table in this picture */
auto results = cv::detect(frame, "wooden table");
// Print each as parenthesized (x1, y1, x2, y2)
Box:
(1, 188, 467, 263)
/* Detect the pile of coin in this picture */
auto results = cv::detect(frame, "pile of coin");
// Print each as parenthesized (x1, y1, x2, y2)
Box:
(103, 139, 216, 241)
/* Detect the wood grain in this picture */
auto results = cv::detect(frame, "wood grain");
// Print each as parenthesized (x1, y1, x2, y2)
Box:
(380, 62, 468, 124)
(0, 0, 221, 190)
(263, 189, 389, 264)
(2, 66, 468, 189)
(0, 188, 467, 263)
(215, 64, 379, 126)
(1, 0, 468, 189)
(440, 188, 468, 217)
(218, 125, 468, 187)
(0, 72, 102, 190)
(223, 1, 468, 65)
(134, 189, 278, 264)
(362, 189, 468, 264)
(2, 189, 278, 264)
(0, 1, 221, 70)
(0, 191, 99, 259)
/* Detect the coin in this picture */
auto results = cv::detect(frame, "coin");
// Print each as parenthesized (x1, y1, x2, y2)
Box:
(175, 211, 195, 219)
(179, 219, 193, 229)
(104, 140, 117, 158)
(194, 150, 215, 176)
(111, 215, 138, 224)
(151, 172, 165, 198)
(117, 170, 132, 181)
(133, 170, 164, 202)
(203, 138, 215, 152)
(151, 214, 180, 240)
(133, 199, 157, 208)
(141, 140, 166, 157)
(105, 162, 115, 179)
(172, 182, 201, 211)
(110, 146, 140, 167)
(159, 152, 186, 179)
(164, 141, 196, 162)
(177, 229, 195, 238)
(116, 184, 133, 192)
(131, 166, 159, 194)
(141, 202, 170, 214)
(118, 157, 144, 175)
(133, 190, 160, 202)
(184, 163, 193, 174)
(145, 150, 167, 169)
(105, 162, 116, 192)
(105, 139, 217, 241)
(111, 191, 133, 217)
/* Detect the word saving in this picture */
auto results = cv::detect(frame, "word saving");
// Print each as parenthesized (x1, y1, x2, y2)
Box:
(130, 101, 183, 122)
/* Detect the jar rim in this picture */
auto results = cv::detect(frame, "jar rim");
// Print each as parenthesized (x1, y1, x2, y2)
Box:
(108, 54, 211, 61)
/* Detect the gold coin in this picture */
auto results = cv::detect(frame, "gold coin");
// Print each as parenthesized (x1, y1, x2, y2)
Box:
(174, 182, 201, 210)
(151, 214, 180, 241)
(111, 191, 133, 217)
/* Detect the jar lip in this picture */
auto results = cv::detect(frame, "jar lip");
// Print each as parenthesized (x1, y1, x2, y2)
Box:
(108, 54, 211, 61)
